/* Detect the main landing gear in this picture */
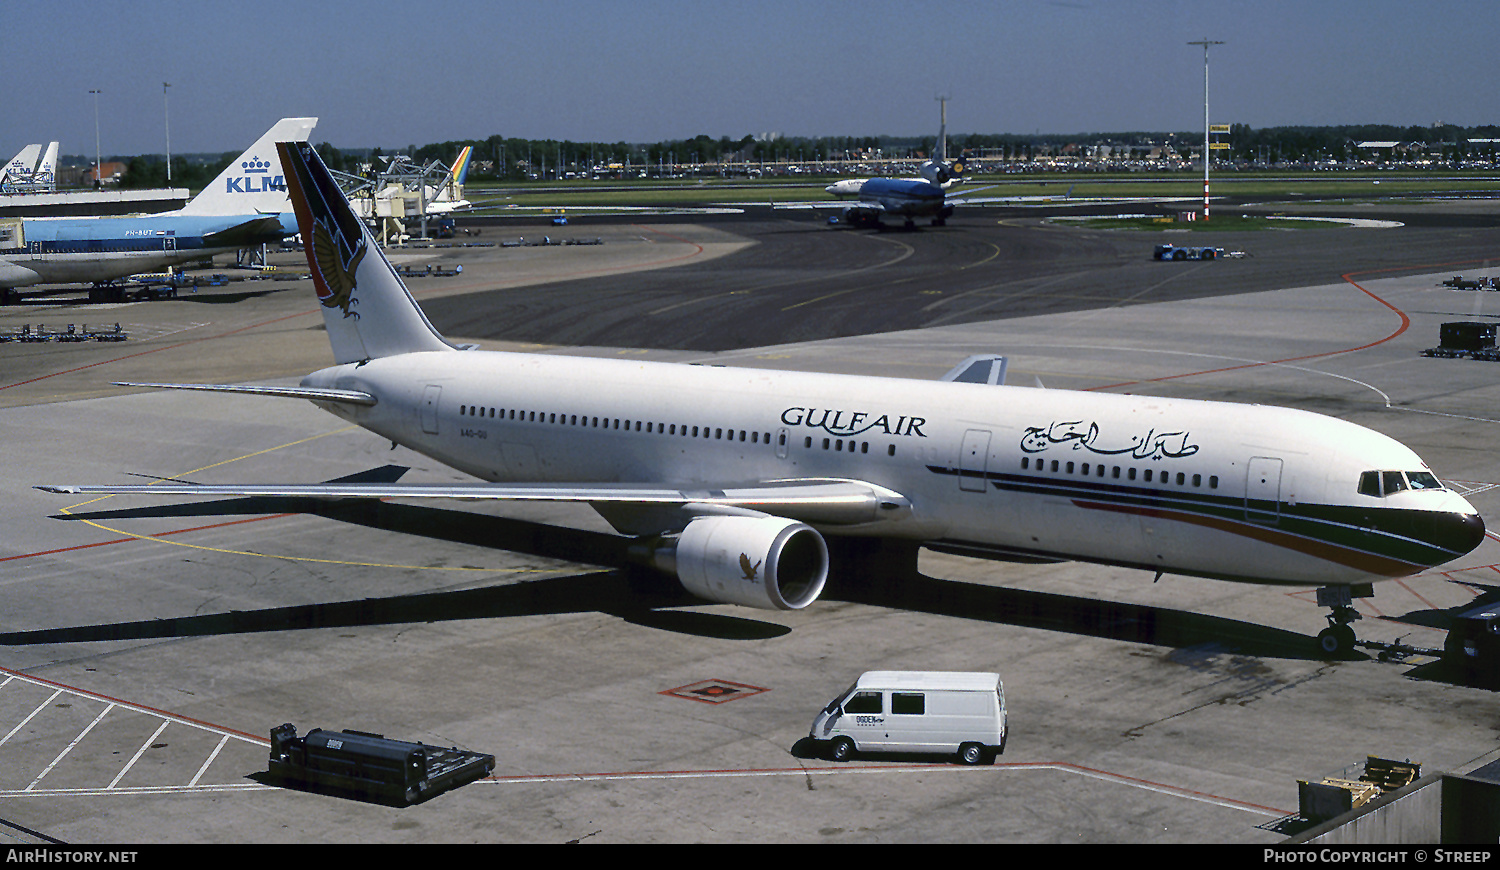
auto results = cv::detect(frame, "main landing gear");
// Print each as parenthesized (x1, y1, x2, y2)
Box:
(1316, 584, 1374, 657)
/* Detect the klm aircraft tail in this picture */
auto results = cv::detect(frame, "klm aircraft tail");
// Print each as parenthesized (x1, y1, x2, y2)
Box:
(277, 140, 456, 365)
(34, 141, 58, 187)
(2, 144, 42, 187)
(177, 118, 317, 216)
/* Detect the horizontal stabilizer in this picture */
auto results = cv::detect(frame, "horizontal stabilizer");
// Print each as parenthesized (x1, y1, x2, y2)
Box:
(200, 216, 292, 248)
(940, 354, 1008, 385)
(113, 381, 377, 406)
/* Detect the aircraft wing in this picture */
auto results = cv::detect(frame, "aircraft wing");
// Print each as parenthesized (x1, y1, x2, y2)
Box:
(769, 200, 849, 210)
(36, 478, 912, 528)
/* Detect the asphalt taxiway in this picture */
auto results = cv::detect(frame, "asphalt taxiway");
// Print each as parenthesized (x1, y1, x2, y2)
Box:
(1, 204, 1498, 843)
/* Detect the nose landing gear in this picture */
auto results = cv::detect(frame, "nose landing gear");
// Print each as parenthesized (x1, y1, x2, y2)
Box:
(1316, 584, 1373, 657)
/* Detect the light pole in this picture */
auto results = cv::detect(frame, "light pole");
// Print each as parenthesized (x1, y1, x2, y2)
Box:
(1188, 38, 1223, 220)
(163, 82, 171, 184)
(88, 89, 102, 187)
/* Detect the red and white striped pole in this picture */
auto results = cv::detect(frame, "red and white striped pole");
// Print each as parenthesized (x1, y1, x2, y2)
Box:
(1190, 39, 1224, 221)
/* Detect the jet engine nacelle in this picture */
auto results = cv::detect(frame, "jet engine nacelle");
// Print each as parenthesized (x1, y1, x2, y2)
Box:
(919, 157, 966, 186)
(648, 515, 829, 610)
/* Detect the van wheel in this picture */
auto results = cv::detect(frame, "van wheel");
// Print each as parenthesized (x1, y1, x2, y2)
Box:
(829, 737, 856, 762)
(959, 743, 987, 765)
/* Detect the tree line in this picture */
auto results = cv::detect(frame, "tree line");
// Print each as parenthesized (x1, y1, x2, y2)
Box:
(116, 122, 1500, 189)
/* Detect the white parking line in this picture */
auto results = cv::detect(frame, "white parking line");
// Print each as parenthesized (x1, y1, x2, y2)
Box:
(27, 702, 115, 791)
(0, 666, 265, 799)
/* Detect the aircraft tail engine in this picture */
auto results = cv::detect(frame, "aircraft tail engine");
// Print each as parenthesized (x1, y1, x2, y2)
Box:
(637, 515, 829, 610)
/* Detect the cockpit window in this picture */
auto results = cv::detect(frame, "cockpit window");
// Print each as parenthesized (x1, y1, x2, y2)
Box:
(1407, 472, 1443, 491)
(1360, 470, 1446, 497)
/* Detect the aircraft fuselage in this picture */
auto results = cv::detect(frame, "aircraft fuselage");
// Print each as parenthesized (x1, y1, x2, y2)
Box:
(0, 213, 296, 288)
(301, 350, 1484, 588)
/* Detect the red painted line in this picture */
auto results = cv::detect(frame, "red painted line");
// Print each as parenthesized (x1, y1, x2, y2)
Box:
(0, 664, 268, 745)
(1393, 577, 1441, 613)
(1089, 259, 1464, 392)
(0, 675, 1283, 814)
(1, 513, 295, 564)
(483, 760, 1291, 816)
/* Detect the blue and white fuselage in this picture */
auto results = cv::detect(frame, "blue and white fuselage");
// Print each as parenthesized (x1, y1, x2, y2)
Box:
(846, 177, 949, 226)
(0, 213, 297, 287)
(0, 118, 315, 290)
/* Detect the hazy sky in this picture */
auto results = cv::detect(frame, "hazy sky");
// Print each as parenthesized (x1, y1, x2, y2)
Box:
(5, 0, 1498, 160)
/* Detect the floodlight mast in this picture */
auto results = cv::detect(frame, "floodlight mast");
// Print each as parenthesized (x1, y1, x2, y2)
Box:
(1189, 38, 1224, 220)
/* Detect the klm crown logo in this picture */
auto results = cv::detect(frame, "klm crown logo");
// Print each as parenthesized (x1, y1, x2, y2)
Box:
(225, 155, 285, 194)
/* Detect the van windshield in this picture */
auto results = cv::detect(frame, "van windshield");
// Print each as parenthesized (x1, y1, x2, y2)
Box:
(826, 683, 857, 714)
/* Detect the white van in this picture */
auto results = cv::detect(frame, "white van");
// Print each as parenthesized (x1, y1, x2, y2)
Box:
(809, 671, 1007, 765)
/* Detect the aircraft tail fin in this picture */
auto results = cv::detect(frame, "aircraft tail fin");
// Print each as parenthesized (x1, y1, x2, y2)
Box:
(451, 145, 473, 186)
(2, 144, 42, 187)
(34, 142, 58, 187)
(177, 118, 317, 216)
(277, 139, 457, 365)
(920, 152, 968, 187)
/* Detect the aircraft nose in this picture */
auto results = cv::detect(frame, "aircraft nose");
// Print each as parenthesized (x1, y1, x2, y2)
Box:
(1450, 510, 1487, 557)
(1435, 495, 1486, 559)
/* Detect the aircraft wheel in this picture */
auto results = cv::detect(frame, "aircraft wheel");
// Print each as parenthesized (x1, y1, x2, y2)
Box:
(829, 737, 856, 763)
(1318, 625, 1357, 657)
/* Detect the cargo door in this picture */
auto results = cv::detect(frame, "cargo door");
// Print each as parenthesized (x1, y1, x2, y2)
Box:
(959, 429, 991, 492)
(1245, 456, 1282, 524)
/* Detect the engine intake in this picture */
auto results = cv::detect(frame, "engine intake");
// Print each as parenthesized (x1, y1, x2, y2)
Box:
(644, 515, 829, 610)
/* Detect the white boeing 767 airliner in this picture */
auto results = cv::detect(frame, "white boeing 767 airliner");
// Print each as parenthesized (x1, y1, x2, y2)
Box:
(39, 141, 1486, 656)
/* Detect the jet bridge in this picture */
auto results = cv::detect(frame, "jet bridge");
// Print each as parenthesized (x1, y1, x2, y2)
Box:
(335, 154, 462, 243)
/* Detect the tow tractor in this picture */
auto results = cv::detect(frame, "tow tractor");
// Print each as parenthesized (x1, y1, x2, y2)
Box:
(1153, 243, 1225, 261)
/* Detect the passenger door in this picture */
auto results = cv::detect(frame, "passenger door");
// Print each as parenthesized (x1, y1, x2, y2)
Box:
(1245, 456, 1282, 524)
(421, 385, 442, 435)
(960, 429, 991, 493)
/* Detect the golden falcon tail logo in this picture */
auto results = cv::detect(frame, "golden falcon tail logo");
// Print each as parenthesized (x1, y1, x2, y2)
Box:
(311, 216, 365, 318)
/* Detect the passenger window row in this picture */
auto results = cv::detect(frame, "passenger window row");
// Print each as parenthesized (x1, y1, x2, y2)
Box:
(458, 403, 772, 445)
(455, 402, 910, 459)
(1020, 456, 1219, 490)
(803, 435, 898, 457)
